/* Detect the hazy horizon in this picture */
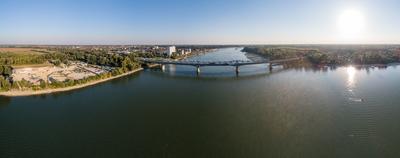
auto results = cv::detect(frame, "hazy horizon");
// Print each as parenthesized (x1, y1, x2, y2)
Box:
(1, 0, 399, 45)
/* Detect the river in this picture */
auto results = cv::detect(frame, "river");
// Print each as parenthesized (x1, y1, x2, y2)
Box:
(1, 48, 400, 157)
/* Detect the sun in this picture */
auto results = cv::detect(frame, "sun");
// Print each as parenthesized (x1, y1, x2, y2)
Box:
(337, 9, 366, 41)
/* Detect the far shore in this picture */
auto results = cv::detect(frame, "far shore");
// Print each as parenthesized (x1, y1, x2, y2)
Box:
(0, 68, 144, 97)
(0, 51, 209, 97)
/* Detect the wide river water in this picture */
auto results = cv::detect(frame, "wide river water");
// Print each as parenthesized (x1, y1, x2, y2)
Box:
(1, 48, 400, 157)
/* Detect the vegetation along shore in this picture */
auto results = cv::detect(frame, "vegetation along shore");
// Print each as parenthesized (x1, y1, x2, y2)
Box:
(0, 68, 143, 97)
(242, 45, 400, 66)
(2, 45, 400, 97)
(0, 45, 210, 97)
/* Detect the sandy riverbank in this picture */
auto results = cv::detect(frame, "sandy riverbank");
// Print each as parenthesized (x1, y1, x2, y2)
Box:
(0, 68, 144, 97)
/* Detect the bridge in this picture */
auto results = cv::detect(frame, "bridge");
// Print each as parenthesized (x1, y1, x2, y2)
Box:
(139, 57, 301, 74)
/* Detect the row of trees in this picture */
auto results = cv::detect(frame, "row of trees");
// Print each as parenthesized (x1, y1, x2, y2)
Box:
(243, 46, 400, 65)
(305, 50, 343, 65)
(0, 76, 11, 91)
(350, 51, 400, 64)
(0, 52, 48, 65)
(47, 48, 140, 68)
(0, 66, 13, 91)
(306, 50, 400, 65)
(0, 65, 12, 77)
(242, 47, 307, 60)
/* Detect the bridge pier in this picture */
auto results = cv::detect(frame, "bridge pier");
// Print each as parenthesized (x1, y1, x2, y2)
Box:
(161, 64, 165, 71)
(235, 66, 239, 75)
(269, 63, 273, 71)
(196, 66, 201, 74)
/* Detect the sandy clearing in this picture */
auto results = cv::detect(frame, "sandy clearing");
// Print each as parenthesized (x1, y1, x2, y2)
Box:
(0, 68, 143, 97)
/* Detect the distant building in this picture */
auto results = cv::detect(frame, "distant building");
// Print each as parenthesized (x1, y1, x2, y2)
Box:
(185, 48, 192, 54)
(165, 46, 176, 56)
(117, 50, 131, 54)
(179, 49, 186, 55)
(174, 48, 192, 56)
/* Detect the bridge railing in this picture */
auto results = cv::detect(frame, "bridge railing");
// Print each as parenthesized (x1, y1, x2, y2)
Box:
(138, 58, 269, 65)
(138, 57, 302, 66)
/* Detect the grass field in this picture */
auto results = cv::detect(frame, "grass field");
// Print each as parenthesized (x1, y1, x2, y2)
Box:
(0, 48, 53, 54)
(0, 48, 55, 66)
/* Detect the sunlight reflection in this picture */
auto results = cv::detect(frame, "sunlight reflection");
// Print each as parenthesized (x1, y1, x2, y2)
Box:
(347, 66, 356, 89)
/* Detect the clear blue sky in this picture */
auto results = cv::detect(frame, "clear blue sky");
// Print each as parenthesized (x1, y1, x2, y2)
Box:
(1, 0, 399, 44)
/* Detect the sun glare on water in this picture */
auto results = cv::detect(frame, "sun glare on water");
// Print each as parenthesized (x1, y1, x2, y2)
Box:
(347, 66, 356, 88)
(337, 9, 366, 42)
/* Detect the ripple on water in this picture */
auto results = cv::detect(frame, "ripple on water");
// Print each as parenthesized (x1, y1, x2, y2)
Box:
(344, 91, 380, 156)
(349, 97, 363, 102)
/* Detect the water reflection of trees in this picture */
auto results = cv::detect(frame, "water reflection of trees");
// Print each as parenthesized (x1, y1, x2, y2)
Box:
(0, 96, 11, 108)
(280, 61, 394, 74)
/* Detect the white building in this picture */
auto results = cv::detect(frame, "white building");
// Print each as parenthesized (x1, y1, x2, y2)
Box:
(165, 46, 176, 56)
(185, 48, 192, 54)
(117, 50, 131, 54)
(179, 49, 186, 55)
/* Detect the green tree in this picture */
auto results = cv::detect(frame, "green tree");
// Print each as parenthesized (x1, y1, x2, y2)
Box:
(0, 76, 11, 91)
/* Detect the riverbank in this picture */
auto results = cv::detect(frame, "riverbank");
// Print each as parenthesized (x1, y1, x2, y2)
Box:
(243, 49, 399, 68)
(0, 50, 207, 97)
(0, 68, 143, 97)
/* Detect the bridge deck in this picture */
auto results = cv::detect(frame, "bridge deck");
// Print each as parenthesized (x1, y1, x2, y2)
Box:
(139, 57, 301, 67)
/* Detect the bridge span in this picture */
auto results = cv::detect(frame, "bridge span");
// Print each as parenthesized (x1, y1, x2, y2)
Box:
(139, 57, 302, 74)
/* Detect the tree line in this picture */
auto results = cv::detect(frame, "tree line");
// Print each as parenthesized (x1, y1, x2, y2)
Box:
(0, 66, 13, 91)
(243, 46, 400, 65)
(0, 52, 48, 65)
